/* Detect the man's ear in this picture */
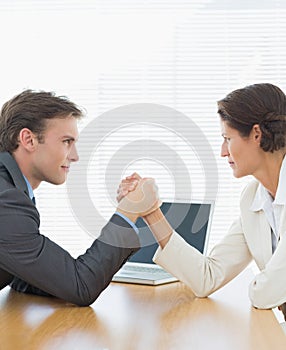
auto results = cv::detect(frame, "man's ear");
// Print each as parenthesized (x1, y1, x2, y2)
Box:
(18, 128, 38, 151)
(251, 124, 262, 145)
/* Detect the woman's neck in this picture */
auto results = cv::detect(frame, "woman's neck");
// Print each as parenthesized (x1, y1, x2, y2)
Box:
(253, 152, 285, 199)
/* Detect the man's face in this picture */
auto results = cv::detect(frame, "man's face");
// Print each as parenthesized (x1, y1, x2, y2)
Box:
(30, 116, 79, 187)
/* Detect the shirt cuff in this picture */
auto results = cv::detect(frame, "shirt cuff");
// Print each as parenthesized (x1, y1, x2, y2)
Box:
(115, 211, 139, 235)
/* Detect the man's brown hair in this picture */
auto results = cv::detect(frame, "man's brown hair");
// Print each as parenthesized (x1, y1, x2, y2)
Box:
(0, 89, 83, 152)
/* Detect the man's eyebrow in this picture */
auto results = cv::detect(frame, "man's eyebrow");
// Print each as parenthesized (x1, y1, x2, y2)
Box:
(61, 135, 78, 141)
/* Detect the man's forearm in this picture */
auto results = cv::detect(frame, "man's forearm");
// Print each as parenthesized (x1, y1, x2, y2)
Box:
(143, 209, 173, 248)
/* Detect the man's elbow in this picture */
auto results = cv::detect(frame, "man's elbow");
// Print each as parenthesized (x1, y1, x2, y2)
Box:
(65, 289, 103, 307)
(73, 297, 95, 307)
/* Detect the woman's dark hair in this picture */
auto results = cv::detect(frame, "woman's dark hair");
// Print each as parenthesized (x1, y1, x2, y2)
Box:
(217, 83, 286, 152)
(0, 89, 83, 153)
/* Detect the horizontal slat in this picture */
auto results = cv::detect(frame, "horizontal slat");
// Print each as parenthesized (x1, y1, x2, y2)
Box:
(0, 2, 284, 255)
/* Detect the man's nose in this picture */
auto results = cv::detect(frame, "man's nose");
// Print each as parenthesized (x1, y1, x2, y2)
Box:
(69, 144, 79, 162)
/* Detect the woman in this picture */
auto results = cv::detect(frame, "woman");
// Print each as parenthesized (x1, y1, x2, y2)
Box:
(119, 83, 286, 316)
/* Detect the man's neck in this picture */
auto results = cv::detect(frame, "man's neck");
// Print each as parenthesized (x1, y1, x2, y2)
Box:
(12, 150, 40, 190)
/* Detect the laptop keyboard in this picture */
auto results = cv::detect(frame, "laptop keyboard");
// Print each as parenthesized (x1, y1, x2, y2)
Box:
(123, 264, 171, 276)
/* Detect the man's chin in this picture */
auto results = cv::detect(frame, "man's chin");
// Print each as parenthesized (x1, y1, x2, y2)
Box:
(47, 177, 66, 186)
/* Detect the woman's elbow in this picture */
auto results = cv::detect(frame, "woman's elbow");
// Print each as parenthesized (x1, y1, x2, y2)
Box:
(183, 281, 213, 298)
(249, 283, 280, 309)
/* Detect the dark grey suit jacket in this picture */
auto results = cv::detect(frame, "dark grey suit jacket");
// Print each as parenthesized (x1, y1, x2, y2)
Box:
(0, 152, 140, 306)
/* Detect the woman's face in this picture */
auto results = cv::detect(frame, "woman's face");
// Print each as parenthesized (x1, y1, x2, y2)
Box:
(220, 120, 263, 178)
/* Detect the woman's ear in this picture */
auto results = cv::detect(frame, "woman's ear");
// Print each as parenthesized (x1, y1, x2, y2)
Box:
(18, 128, 38, 151)
(251, 124, 262, 144)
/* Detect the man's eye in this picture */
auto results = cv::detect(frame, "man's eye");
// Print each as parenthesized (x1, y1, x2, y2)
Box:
(64, 139, 71, 145)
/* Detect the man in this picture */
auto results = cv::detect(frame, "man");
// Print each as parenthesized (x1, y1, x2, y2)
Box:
(0, 90, 159, 306)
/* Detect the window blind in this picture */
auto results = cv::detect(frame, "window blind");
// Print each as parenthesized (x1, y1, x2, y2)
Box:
(0, 0, 285, 256)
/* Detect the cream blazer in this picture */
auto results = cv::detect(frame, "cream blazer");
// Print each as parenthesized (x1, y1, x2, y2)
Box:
(153, 180, 286, 309)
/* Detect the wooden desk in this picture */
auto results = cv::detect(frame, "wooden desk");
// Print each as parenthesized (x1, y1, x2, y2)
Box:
(0, 269, 285, 350)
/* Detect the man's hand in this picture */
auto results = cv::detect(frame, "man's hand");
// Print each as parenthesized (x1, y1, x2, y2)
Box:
(117, 174, 161, 222)
(116, 173, 140, 203)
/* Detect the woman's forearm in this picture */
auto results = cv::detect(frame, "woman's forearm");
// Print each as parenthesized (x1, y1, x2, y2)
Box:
(143, 209, 173, 248)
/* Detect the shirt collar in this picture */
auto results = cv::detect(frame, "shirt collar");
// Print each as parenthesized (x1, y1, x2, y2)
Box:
(23, 175, 34, 200)
(250, 155, 286, 211)
(250, 183, 272, 212)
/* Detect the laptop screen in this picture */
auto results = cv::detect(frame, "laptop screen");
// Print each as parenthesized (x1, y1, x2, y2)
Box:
(129, 201, 213, 264)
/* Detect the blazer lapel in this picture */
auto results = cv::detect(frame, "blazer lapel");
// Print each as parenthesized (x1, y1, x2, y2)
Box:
(258, 210, 273, 266)
(278, 205, 286, 239)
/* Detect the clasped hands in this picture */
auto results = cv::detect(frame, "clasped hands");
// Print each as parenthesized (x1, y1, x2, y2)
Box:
(116, 173, 162, 222)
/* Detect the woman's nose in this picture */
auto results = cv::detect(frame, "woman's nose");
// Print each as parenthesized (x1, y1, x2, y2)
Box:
(220, 141, 229, 157)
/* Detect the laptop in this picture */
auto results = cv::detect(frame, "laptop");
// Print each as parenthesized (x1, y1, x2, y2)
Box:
(112, 200, 214, 285)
